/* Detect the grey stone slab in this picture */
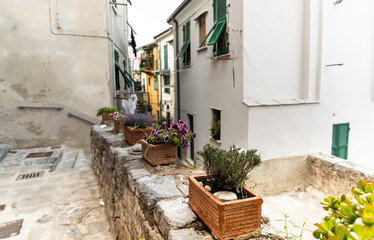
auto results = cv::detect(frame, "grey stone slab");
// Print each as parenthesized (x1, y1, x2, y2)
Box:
(0, 219, 23, 239)
(132, 175, 157, 194)
(137, 176, 182, 210)
(154, 198, 197, 236)
(74, 156, 91, 168)
(0, 144, 10, 161)
(168, 228, 204, 240)
(129, 169, 151, 181)
(36, 157, 58, 165)
(177, 184, 189, 197)
(37, 214, 53, 224)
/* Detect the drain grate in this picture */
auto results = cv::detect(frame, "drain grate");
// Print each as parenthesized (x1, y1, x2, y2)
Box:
(26, 152, 53, 158)
(16, 171, 44, 181)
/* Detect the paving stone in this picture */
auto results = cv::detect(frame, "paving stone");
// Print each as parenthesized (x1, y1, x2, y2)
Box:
(67, 226, 82, 239)
(0, 144, 10, 161)
(137, 176, 182, 210)
(168, 228, 204, 240)
(89, 221, 110, 234)
(129, 169, 151, 181)
(36, 157, 58, 165)
(0, 219, 23, 238)
(154, 198, 197, 236)
(37, 214, 53, 224)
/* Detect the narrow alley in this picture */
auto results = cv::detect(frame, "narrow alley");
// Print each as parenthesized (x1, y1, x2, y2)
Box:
(0, 145, 113, 240)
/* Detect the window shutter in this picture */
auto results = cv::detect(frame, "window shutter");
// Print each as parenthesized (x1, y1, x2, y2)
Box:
(216, 0, 226, 22)
(338, 123, 349, 159)
(154, 74, 158, 90)
(164, 45, 168, 69)
(331, 123, 349, 159)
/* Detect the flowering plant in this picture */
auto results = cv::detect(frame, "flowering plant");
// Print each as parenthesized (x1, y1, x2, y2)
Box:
(122, 113, 153, 129)
(108, 112, 123, 123)
(145, 120, 196, 148)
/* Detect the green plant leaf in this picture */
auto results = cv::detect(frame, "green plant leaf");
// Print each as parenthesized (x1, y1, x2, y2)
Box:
(358, 180, 366, 191)
(365, 183, 374, 193)
(363, 216, 374, 226)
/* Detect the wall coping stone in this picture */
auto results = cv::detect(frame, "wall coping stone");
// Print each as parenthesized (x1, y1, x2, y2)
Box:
(91, 125, 284, 240)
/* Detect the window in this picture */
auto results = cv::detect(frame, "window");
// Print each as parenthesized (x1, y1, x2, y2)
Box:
(142, 78, 145, 91)
(164, 76, 170, 94)
(164, 75, 170, 86)
(200, 0, 229, 56)
(148, 77, 150, 86)
(114, 49, 120, 91)
(211, 109, 221, 141)
(332, 123, 350, 159)
(176, 21, 191, 66)
(164, 45, 168, 69)
(154, 74, 158, 90)
(198, 15, 206, 48)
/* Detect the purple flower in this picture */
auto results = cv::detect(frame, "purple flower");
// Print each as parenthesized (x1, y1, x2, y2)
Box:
(147, 138, 151, 143)
(156, 136, 161, 143)
(164, 135, 169, 143)
(171, 133, 177, 136)
(179, 120, 185, 125)
(171, 124, 178, 129)
(151, 130, 156, 135)
(192, 132, 196, 139)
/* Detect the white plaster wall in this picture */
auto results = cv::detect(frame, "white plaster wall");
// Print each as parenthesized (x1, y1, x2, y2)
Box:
(245, 0, 374, 167)
(0, 0, 114, 117)
(0, 0, 129, 148)
(173, 0, 247, 152)
(155, 30, 175, 122)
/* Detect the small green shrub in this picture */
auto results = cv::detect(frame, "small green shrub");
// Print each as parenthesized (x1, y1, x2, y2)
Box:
(313, 180, 374, 240)
(198, 144, 261, 192)
(96, 107, 118, 117)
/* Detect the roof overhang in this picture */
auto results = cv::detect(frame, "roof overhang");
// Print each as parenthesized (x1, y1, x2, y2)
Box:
(166, 0, 192, 24)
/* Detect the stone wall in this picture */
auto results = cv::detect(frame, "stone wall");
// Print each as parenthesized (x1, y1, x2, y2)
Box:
(306, 153, 374, 196)
(90, 125, 282, 240)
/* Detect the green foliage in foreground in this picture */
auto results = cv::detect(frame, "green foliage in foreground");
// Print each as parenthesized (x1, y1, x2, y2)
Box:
(96, 107, 118, 117)
(198, 144, 261, 191)
(314, 180, 374, 240)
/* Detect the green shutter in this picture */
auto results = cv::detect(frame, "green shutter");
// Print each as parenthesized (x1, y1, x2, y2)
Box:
(176, 40, 190, 60)
(164, 45, 168, 69)
(207, 20, 226, 45)
(199, 22, 216, 47)
(216, 0, 226, 22)
(332, 123, 350, 159)
(114, 49, 119, 63)
(154, 74, 158, 90)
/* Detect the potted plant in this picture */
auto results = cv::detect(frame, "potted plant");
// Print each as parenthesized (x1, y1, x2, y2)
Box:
(108, 112, 125, 133)
(122, 113, 154, 145)
(140, 120, 196, 166)
(189, 144, 262, 240)
(96, 107, 118, 124)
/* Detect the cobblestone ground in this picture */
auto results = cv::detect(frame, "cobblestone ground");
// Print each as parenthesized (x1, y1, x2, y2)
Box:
(0, 145, 114, 240)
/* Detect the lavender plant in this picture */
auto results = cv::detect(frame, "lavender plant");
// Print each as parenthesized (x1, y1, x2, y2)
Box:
(144, 120, 196, 148)
(122, 113, 153, 129)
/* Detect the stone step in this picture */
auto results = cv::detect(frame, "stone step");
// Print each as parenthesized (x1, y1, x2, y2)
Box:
(55, 149, 79, 171)
(73, 149, 91, 168)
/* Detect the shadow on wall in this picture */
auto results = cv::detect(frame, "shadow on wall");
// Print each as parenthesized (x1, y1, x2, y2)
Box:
(0, 101, 100, 153)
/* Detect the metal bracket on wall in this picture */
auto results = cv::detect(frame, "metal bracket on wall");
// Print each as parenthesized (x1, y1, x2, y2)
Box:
(17, 106, 63, 110)
(67, 112, 96, 125)
(326, 63, 344, 67)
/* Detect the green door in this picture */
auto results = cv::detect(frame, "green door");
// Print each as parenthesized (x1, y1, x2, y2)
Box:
(332, 123, 350, 159)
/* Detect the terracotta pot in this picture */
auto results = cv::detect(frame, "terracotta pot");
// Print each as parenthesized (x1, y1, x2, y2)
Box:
(123, 126, 152, 145)
(113, 121, 124, 133)
(188, 175, 263, 240)
(101, 112, 112, 125)
(139, 139, 178, 166)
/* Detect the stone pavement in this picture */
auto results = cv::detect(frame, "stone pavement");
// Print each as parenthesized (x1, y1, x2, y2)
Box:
(0, 145, 114, 240)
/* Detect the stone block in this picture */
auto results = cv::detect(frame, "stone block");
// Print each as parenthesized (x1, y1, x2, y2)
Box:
(137, 176, 182, 210)
(168, 228, 204, 240)
(154, 198, 197, 236)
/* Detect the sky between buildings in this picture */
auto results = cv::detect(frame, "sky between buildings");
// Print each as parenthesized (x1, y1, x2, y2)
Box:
(128, 0, 183, 47)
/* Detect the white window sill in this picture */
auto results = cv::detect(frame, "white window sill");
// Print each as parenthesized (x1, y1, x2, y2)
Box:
(209, 136, 221, 145)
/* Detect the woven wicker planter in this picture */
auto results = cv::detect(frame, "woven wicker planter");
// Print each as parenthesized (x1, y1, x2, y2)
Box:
(188, 175, 263, 240)
(113, 121, 124, 133)
(123, 126, 152, 145)
(101, 113, 112, 125)
(139, 139, 178, 166)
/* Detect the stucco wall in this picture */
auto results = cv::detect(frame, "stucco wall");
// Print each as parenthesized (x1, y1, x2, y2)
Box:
(243, 0, 374, 166)
(0, 0, 129, 149)
(173, 0, 247, 154)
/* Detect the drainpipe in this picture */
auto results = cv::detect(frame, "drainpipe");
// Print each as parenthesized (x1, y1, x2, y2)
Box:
(172, 17, 181, 121)
(172, 17, 181, 159)
(155, 43, 163, 121)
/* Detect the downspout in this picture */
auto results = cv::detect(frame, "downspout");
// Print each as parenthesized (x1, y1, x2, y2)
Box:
(172, 17, 181, 121)
(172, 17, 181, 159)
